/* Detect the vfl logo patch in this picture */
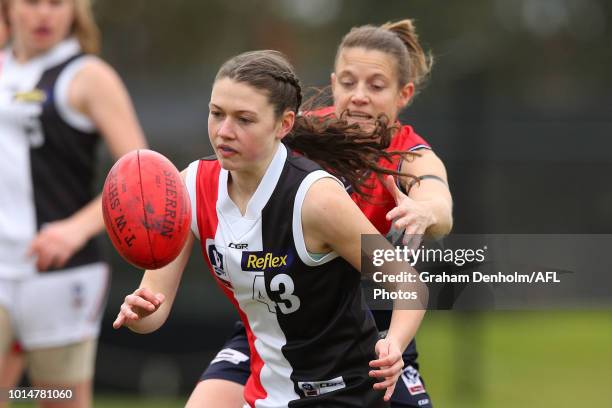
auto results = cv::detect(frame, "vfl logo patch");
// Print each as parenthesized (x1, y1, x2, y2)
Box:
(241, 251, 290, 271)
(206, 240, 233, 289)
(298, 377, 346, 397)
(401, 365, 426, 396)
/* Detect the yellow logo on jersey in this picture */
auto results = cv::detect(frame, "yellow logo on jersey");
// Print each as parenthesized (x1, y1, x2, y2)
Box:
(245, 252, 288, 270)
(14, 89, 47, 103)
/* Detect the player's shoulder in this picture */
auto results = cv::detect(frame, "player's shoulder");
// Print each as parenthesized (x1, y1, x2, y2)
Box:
(68, 56, 125, 103)
(391, 123, 432, 152)
(70, 56, 115, 81)
(302, 177, 347, 217)
(193, 155, 221, 174)
(286, 149, 323, 174)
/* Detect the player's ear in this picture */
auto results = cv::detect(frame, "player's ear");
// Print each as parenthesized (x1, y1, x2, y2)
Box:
(397, 82, 414, 109)
(277, 109, 295, 140)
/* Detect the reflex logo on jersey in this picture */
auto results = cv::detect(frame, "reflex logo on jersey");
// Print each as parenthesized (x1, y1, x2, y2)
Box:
(298, 377, 346, 397)
(241, 251, 291, 271)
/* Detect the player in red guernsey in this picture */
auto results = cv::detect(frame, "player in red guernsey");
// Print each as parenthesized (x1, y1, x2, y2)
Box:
(189, 20, 452, 408)
(113, 50, 427, 408)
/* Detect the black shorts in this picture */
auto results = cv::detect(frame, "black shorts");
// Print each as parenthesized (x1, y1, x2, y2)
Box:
(200, 321, 432, 408)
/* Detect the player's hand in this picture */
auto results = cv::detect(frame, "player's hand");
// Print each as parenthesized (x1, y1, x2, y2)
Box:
(113, 288, 165, 329)
(383, 175, 435, 249)
(369, 337, 404, 401)
(27, 219, 89, 271)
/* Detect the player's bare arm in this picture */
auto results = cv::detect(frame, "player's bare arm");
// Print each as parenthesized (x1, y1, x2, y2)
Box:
(301, 177, 427, 400)
(384, 150, 453, 239)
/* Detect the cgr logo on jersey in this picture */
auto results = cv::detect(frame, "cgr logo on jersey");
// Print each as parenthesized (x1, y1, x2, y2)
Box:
(241, 251, 290, 271)
(228, 242, 248, 249)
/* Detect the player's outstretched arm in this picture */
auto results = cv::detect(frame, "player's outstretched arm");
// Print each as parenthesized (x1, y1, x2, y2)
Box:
(113, 232, 194, 334)
(301, 177, 427, 401)
(114, 169, 193, 334)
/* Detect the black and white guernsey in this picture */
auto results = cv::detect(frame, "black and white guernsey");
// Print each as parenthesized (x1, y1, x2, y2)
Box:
(186, 144, 387, 407)
(0, 38, 101, 277)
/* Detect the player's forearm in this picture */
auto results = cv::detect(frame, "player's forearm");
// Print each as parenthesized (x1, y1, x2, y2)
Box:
(422, 197, 453, 238)
(386, 309, 426, 352)
(126, 307, 171, 334)
(69, 194, 105, 242)
(127, 237, 192, 334)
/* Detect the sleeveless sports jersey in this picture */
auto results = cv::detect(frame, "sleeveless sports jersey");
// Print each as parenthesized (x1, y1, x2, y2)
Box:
(0, 38, 101, 278)
(186, 144, 387, 408)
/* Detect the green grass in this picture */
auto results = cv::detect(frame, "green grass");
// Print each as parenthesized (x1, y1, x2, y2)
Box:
(417, 311, 612, 407)
(11, 312, 610, 407)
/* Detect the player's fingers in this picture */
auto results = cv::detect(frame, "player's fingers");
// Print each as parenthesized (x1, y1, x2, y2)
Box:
(36, 249, 56, 272)
(134, 287, 161, 306)
(370, 353, 397, 368)
(125, 294, 156, 311)
(386, 206, 406, 221)
(383, 383, 397, 401)
(120, 303, 140, 320)
(373, 376, 396, 390)
(382, 175, 403, 205)
(53, 251, 71, 270)
(369, 363, 402, 379)
(112, 313, 125, 329)
(394, 214, 417, 231)
(402, 226, 423, 250)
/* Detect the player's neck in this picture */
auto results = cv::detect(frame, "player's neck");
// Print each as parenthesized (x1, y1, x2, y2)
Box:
(12, 42, 48, 64)
(227, 146, 278, 215)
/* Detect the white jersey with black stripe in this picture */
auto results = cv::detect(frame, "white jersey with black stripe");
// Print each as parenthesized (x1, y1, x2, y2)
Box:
(0, 38, 99, 278)
(188, 144, 386, 407)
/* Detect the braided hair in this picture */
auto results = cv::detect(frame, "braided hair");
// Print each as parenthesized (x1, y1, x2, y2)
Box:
(214, 50, 416, 196)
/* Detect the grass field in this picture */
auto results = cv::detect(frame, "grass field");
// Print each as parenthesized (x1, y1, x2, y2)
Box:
(8, 311, 611, 407)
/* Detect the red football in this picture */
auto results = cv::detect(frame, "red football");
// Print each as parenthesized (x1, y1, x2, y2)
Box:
(102, 149, 191, 269)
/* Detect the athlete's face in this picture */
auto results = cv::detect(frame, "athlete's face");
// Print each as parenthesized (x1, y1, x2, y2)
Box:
(332, 47, 414, 131)
(8, 0, 75, 58)
(209, 77, 294, 173)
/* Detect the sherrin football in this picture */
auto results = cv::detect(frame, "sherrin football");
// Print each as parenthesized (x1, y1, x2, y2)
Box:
(102, 149, 191, 269)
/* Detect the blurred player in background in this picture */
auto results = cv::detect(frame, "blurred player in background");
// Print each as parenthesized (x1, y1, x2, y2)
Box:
(113, 49, 427, 407)
(0, 2, 25, 397)
(0, 0, 147, 406)
(189, 19, 452, 408)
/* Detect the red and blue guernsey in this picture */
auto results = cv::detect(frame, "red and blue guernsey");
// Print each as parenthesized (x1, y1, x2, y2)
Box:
(186, 144, 388, 407)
